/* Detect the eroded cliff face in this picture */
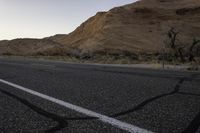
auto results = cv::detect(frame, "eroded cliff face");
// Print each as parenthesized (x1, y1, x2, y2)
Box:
(51, 0, 200, 55)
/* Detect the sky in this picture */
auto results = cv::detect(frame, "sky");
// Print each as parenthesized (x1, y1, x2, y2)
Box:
(0, 0, 137, 40)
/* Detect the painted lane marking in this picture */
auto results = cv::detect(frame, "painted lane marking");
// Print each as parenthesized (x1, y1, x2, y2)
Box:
(0, 79, 153, 133)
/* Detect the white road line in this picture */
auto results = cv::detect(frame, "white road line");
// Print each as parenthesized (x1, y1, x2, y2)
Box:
(0, 79, 153, 133)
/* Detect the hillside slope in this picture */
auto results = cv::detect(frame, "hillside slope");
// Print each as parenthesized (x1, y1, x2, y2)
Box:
(51, 0, 200, 56)
(0, 0, 200, 58)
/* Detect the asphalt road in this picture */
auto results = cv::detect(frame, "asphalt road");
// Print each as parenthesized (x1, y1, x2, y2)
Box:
(0, 57, 199, 133)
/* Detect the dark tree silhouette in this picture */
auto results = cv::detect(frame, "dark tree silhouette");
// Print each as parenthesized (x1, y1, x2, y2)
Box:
(188, 38, 200, 62)
(166, 27, 185, 62)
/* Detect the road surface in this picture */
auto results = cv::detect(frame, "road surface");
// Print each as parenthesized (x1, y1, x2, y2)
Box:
(0, 57, 199, 133)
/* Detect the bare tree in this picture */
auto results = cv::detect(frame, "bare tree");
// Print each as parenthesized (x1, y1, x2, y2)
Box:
(188, 38, 200, 62)
(165, 27, 200, 62)
(167, 27, 179, 49)
(166, 27, 185, 62)
(178, 47, 185, 62)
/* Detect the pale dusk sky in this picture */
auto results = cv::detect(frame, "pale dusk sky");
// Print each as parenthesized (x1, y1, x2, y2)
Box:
(0, 0, 138, 40)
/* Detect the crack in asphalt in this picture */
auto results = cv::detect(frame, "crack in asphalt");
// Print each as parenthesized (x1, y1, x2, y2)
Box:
(178, 92, 200, 97)
(46, 117, 97, 133)
(182, 111, 200, 133)
(113, 74, 199, 117)
(0, 88, 97, 132)
(110, 74, 200, 133)
(179, 74, 200, 133)
(110, 78, 185, 117)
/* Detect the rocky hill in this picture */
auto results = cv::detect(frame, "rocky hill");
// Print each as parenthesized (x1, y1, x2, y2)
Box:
(49, 0, 200, 57)
(1, 0, 200, 59)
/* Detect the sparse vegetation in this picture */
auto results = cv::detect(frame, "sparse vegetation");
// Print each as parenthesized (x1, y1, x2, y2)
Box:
(164, 27, 200, 64)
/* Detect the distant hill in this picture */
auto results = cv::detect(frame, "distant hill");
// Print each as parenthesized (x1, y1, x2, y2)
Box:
(0, 39, 67, 56)
(1, 0, 200, 59)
